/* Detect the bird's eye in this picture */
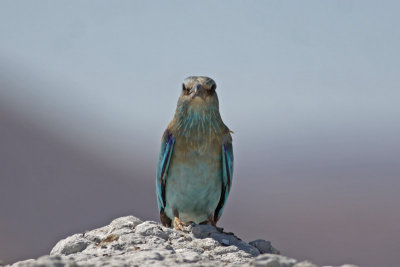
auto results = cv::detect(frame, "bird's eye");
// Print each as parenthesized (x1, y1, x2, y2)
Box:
(206, 84, 216, 95)
(182, 83, 190, 94)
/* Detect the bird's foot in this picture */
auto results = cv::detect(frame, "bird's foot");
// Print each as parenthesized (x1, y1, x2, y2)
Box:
(173, 216, 190, 232)
(216, 226, 224, 232)
(205, 217, 233, 234)
(215, 226, 234, 235)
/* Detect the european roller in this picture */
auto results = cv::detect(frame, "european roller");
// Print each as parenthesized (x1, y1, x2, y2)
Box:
(156, 76, 233, 231)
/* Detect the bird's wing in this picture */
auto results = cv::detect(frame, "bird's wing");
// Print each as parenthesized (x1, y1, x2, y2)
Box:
(156, 130, 175, 212)
(214, 137, 234, 222)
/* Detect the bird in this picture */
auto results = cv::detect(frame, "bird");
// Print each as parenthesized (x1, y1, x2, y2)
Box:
(156, 76, 233, 231)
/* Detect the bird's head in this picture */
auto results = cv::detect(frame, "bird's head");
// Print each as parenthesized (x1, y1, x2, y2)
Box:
(171, 76, 227, 139)
(177, 76, 219, 114)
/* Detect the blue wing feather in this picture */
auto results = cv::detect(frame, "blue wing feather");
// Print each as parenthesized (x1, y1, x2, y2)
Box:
(156, 131, 175, 212)
(215, 140, 234, 221)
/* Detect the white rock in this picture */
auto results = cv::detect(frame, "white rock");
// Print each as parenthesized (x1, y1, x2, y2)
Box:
(294, 261, 318, 267)
(50, 234, 90, 256)
(109, 215, 142, 230)
(249, 239, 280, 255)
(9, 215, 359, 267)
(250, 254, 297, 267)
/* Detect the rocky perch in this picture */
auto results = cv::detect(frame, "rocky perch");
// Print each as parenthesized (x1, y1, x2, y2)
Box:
(9, 216, 358, 267)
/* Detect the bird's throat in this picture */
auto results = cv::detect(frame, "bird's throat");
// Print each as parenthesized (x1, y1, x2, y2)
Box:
(171, 107, 225, 145)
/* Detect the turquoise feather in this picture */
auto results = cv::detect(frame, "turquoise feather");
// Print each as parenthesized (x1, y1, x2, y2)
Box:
(156, 133, 175, 211)
(156, 76, 233, 226)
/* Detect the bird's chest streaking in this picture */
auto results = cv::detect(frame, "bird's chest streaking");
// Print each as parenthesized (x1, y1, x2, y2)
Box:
(165, 135, 222, 224)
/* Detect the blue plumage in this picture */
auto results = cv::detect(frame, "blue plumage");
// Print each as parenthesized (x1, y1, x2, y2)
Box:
(156, 76, 233, 229)
(217, 143, 233, 221)
(156, 133, 175, 211)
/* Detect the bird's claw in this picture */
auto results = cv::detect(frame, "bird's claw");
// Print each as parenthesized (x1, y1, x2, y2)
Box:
(174, 216, 190, 232)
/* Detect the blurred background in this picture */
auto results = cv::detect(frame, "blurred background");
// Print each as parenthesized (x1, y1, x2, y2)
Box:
(0, 1, 399, 267)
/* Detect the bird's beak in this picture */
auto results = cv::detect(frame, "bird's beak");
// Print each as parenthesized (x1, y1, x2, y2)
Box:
(190, 83, 206, 100)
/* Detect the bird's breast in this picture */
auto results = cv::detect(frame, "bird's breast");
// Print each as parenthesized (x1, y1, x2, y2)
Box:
(172, 134, 222, 163)
(165, 135, 223, 223)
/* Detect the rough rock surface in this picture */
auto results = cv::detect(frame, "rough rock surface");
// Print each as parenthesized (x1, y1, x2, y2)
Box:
(8, 216, 358, 267)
